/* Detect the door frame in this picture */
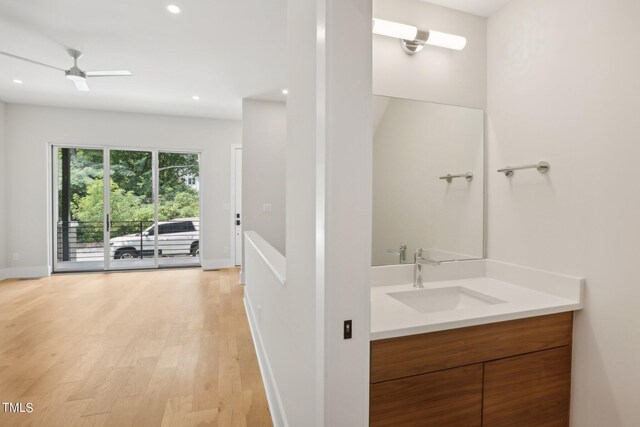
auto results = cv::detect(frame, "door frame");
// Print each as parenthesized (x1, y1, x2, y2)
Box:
(49, 143, 203, 273)
(230, 144, 242, 266)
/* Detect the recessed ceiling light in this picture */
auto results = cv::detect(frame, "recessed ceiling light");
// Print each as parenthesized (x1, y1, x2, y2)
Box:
(13, 79, 23, 84)
(167, 4, 181, 14)
(282, 89, 288, 95)
(192, 95, 200, 100)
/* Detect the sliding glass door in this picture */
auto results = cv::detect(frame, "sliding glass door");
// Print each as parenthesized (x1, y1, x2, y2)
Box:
(53, 146, 201, 272)
(54, 147, 106, 271)
(108, 149, 156, 270)
(157, 152, 200, 267)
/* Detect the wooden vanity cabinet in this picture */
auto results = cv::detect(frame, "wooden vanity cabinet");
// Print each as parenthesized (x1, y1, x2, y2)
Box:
(483, 346, 572, 427)
(370, 364, 483, 427)
(370, 312, 573, 427)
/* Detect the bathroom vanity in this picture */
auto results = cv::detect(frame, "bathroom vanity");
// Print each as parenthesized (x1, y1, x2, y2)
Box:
(369, 263, 584, 427)
(370, 94, 583, 426)
(370, 312, 572, 426)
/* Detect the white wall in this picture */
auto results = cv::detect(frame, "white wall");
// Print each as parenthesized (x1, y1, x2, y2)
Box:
(319, 0, 372, 424)
(242, 99, 286, 254)
(487, 0, 640, 425)
(372, 97, 484, 265)
(243, 232, 287, 425)
(0, 100, 6, 276)
(256, 0, 318, 422)
(3, 104, 241, 277)
(373, 0, 487, 109)
(243, 0, 372, 425)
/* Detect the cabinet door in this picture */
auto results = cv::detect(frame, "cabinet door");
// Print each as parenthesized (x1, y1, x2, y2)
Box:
(370, 364, 482, 427)
(483, 346, 571, 427)
(371, 312, 572, 383)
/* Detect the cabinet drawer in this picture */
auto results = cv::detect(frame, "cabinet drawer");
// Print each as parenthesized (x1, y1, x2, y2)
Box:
(371, 312, 572, 383)
(370, 364, 482, 427)
(483, 346, 572, 427)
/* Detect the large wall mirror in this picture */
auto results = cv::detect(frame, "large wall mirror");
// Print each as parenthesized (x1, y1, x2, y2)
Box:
(372, 95, 484, 266)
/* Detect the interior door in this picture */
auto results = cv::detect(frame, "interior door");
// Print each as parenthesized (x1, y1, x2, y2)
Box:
(234, 147, 243, 265)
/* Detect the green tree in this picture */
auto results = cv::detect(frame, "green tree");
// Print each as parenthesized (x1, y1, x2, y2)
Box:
(110, 151, 153, 201)
(62, 149, 200, 243)
(72, 179, 200, 242)
(70, 149, 103, 200)
(158, 152, 199, 198)
(158, 191, 200, 221)
(63, 149, 199, 204)
(73, 179, 154, 242)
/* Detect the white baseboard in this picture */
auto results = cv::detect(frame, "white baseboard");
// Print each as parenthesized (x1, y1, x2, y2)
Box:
(201, 258, 234, 270)
(243, 292, 287, 427)
(0, 266, 50, 281)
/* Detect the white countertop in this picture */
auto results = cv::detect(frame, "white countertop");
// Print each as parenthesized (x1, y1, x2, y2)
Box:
(371, 276, 583, 340)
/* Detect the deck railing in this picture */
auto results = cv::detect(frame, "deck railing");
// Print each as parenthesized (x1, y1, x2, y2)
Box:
(56, 219, 199, 261)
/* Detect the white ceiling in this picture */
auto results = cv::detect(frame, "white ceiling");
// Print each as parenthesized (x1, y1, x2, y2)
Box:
(420, 0, 512, 17)
(0, 0, 287, 120)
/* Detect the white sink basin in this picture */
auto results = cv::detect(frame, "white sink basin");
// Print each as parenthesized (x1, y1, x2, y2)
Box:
(388, 286, 505, 314)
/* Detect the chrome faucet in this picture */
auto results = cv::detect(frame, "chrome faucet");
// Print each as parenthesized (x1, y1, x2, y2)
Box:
(413, 248, 441, 289)
(387, 243, 407, 264)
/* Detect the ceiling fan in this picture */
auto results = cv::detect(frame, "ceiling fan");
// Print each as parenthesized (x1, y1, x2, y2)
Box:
(0, 48, 132, 92)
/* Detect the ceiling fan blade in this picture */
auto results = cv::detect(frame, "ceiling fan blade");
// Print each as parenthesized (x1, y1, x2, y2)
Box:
(86, 70, 132, 77)
(0, 51, 65, 71)
(72, 78, 90, 92)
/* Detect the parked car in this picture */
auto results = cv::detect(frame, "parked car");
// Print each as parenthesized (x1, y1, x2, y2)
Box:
(110, 218, 199, 259)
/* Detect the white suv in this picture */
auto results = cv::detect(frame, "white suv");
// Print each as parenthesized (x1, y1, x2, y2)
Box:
(109, 218, 199, 259)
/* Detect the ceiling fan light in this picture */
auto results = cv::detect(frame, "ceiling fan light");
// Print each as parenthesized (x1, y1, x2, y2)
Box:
(73, 79, 90, 92)
(65, 70, 89, 91)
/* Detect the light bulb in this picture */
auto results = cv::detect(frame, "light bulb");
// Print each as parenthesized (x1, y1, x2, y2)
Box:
(372, 18, 467, 51)
(372, 19, 417, 41)
(426, 31, 467, 51)
(167, 5, 181, 14)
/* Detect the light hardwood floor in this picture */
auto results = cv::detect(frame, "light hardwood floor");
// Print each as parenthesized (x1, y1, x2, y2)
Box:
(0, 268, 272, 427)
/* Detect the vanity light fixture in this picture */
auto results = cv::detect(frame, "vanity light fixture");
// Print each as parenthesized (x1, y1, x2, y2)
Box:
(192, 95, 200, 100)
(13, 79, 23, 84)
(372, 18, 466, 54)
